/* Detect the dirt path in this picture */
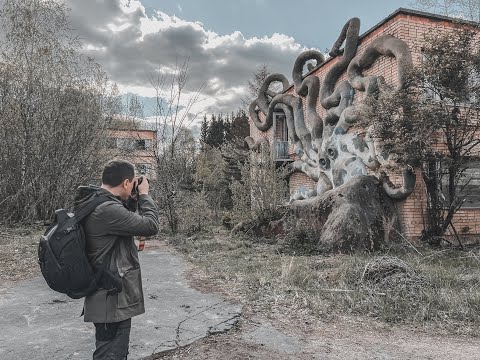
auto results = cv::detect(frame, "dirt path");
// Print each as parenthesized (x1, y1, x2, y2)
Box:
(154, 314, 480, 359)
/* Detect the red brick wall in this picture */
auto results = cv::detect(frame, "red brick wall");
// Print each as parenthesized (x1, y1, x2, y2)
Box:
(248, 11, 480, 239)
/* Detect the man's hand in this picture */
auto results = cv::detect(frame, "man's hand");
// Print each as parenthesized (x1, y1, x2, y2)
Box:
(137, 176, 149, 195)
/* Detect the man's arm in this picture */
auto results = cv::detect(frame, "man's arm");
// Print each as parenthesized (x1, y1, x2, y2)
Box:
(100, 194, 159, 237)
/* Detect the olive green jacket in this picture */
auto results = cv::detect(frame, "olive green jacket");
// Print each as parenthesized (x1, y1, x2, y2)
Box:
(73, 186, 159, 323)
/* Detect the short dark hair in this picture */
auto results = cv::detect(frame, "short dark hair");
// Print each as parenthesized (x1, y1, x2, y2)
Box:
(102, 160, 135, 187)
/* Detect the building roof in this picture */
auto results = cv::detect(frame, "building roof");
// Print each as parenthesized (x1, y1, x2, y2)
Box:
(107, 127, 157, 133)
(363, 7, 479, 40)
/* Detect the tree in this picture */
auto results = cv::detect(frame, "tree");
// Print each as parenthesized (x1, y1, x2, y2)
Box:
(367, 27, 480, 246)
(415, 28, 480, 246)
(205, 113, 226, 148)
(0, 0, 114, 222)
(230, 145, 289, 224)
(411, 0, 480, 23)
(200, 114, 209, 150)
(147, 59, 203, 233)
(241, 64, 272, 109)
(195, 145, 228, 217)
(226, 109, 250, 144)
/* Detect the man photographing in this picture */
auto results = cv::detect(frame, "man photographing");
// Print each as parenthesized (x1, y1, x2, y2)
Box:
(73, 159, 159, 359)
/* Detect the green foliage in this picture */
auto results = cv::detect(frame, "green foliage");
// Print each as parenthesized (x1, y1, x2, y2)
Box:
(366, 27, 480, 246)
(226, 109, 250, 143)
(365, 84, 431, 169)
(205, 114, 227, 148)
(415, 28, 480, 246)
(200, 114, 208, 148)
(195, 146, 230, 215)
(230, 146, 289, 224)
(202, 109, 249, 149)
(176, 190, 212, 235)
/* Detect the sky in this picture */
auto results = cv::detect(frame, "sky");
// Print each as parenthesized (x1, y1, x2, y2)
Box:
(63, 0, 415, 125)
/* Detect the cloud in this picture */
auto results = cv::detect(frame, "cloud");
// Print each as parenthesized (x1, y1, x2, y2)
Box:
(65, 0, 310, 115)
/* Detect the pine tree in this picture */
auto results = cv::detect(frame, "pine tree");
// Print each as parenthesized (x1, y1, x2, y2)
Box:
(206, 113, 226, 148)
(227, 109, 250, 142)
(200, 114, 209, 151)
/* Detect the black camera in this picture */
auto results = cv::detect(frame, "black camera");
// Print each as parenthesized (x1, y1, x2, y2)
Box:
(132, 176, 149, 194)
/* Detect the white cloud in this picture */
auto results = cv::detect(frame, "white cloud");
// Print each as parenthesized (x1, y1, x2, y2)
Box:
(65, 0, 311, 115)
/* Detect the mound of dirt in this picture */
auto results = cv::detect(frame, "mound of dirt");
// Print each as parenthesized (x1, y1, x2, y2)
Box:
(289, 176, 401, 253)
(360, 255, 428, 291)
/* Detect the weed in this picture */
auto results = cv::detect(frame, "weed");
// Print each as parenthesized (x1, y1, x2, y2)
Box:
(174, 228, 480, 336)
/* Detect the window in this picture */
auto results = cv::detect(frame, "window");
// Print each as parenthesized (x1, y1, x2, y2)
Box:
(144, 139, 153, 150)
(459, 160, 480, 209)
(136, 164, 149, 175)
(428, 158, 480, 209)
(117, 138, 133, 150)
(134, 139, 146, 150)
(274, 112, 288, 141)
(106, 138, 116, 149)
(273, 111, 289, 159)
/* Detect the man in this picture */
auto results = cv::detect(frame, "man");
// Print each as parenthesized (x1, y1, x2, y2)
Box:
(73, 159, 159, 359)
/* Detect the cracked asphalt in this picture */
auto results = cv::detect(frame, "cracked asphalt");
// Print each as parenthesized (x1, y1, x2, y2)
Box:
(0, 249, 241, 359)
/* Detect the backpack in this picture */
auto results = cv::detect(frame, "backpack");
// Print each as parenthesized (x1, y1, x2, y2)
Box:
(38, 195, 118, 299)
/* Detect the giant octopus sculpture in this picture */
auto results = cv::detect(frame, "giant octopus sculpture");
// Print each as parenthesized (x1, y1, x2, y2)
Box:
(244, 18, 416, 251)
(246, 18, 415, 201)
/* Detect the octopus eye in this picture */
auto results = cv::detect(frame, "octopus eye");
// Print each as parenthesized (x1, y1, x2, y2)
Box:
(319, 158, 326, 166)
(327, 148, 337, 158)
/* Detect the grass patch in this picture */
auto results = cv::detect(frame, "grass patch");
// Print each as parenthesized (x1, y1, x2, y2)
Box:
(172, 228, 480, 336)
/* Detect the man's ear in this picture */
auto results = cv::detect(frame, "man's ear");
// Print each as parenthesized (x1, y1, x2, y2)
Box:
(123, 178, 130, 189)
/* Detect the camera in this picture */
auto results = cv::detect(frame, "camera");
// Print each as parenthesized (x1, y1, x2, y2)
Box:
(132, 176, 149, 194)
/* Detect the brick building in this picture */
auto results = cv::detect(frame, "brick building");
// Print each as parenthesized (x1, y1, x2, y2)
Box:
(248, 8, 480, 240)
(106, 125, 157, 179)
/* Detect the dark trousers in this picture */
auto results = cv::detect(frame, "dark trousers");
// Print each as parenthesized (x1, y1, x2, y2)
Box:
(93, 318, 131, 360)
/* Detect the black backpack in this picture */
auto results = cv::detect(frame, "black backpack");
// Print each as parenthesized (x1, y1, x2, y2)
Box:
(38, 195, 119, 299)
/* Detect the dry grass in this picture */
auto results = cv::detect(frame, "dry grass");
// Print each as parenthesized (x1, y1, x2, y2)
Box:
(2, 223, 479, 336)
(0, 225, 42, 282)
(172, 228, 480, 336)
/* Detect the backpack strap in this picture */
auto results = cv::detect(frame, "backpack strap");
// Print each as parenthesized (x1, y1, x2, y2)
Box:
(74, 194, 113, 221)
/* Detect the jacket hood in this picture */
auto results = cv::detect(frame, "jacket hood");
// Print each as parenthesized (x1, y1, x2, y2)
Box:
(73, 186, 119, 211)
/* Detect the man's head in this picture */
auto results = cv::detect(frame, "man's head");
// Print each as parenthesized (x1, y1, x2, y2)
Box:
(101, 159, 136, 200)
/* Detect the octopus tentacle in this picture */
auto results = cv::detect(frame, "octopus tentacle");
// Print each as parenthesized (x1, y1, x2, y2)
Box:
(320, 18, 360, 110)
(292, 50, 325, 155)
(292, 50, 325, 97)
(347, 34, 413, 95)
(257, 73, 290, 113)
(244, 136, 269, 151)
(249, 74, 290, 131)
(380, 168, 416, 200)
(267, 93, 316, 163)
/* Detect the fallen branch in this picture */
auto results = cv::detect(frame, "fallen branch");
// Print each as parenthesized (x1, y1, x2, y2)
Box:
(319, 288, 387, 296)
(382, 220, 423, 256)
(469, 251, 480, 263)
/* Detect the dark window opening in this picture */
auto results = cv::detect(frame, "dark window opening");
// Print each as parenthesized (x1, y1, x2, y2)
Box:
(134, 139, 146, 150)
